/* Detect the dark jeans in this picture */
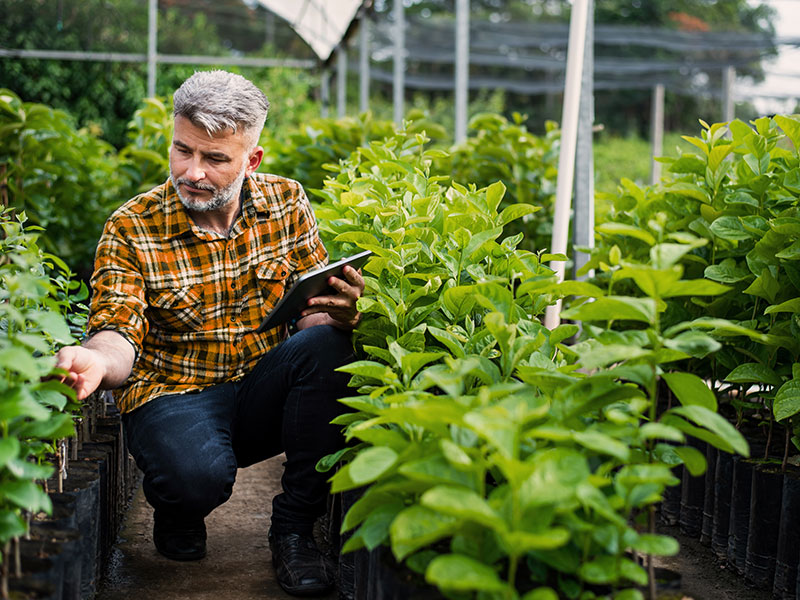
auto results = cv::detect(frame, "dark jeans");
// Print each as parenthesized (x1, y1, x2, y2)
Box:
(122, 325, 354, 534)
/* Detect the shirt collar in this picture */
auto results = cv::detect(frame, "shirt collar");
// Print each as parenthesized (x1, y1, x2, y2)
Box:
(163, 176, 270, 240)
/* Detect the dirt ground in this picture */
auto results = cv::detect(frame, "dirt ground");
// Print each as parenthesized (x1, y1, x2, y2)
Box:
(97, 456, 776, 600)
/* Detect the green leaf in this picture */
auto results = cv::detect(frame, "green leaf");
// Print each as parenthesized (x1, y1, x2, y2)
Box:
(662, 372, 717, 411)
(421, 485, 505, 529)
(425, 554, 506, 592)
(0, 437, 20, 469)
(596, 222, 656, 246)
(391, 505, 458, 560)
(500, 528, 571, 552)
(631, 533, 679, 556)
(0, 510, 27, 542)
(663, 331, 720, 359)
(522, 588, 560, 600)
(765, 298, 800, 315)
(725, 363, 782, 388)
(499, 203, 539, 226)
(661, 279, 729, 298)
(775, 380, 800, 421)
(485, 180, 506, 212)
(710, 216, 750, 241)
(704, 258, 751, 283)
(561, 296, 656, 324)
(0, 480, 51, 513)
(348, 446, 398, 485)
(673, 445, 707, 476)
(667, 405, 749, 456)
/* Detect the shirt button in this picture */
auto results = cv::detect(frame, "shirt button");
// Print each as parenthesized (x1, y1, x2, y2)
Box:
(230, 282, 236, 289)
(281, 270, 286, 277)
(230, 316, 236, 323)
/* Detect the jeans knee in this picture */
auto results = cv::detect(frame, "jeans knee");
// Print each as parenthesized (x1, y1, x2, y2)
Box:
(150, 455, 236, 516)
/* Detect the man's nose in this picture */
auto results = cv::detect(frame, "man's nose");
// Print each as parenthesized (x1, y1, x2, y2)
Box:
(185, 158, 205, 182)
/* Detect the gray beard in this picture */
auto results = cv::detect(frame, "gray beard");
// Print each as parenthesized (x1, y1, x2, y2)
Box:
(171, 166, 246, 213)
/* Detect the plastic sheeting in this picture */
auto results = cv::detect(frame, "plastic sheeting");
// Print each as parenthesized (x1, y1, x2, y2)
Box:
(253, 0, 366, 61)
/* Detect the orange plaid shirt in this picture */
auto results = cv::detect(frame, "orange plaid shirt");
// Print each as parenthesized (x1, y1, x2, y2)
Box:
(87, 173, 328, 414)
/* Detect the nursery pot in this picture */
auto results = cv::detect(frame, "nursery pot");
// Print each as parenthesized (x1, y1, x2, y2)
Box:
(29, 521, 82, 600)
(727, 456, 754, 575)
(744, 462, 783, 588)
(711, 450, 734, 562)
(773, 468, 800, 599)
(700, 444, 717, 546)
(367, 545, 444, 600)
(660, 464, 682, 527)
(679, 438, 706, 539)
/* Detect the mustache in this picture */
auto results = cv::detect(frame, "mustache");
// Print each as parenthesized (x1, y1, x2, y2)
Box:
(176, 178, 215, 192)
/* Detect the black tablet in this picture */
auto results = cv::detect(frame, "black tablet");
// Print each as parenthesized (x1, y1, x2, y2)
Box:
(255, 250, 373, 333)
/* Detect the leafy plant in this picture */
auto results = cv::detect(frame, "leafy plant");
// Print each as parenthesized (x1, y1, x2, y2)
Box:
(0, 89, 127, 275)
(0, 209, 84, 598)
(316, 127, 748, 599)
(587, 115, 800, 468)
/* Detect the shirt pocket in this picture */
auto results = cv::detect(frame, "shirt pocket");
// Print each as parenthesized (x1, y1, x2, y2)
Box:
(146, 285, 205, 332)
(248, 255, 295, 315)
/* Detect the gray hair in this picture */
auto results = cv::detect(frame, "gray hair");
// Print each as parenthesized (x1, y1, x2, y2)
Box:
(173, 70, 269, 147)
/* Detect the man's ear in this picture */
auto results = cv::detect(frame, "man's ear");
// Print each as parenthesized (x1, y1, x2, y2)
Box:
(246, 146, 264, 176)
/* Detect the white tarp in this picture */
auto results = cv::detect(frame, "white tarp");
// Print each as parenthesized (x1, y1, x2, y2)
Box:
(254, 0, 366, 61)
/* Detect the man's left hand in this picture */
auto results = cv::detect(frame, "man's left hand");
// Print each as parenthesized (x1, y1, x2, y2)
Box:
(299, 265, 365, 330)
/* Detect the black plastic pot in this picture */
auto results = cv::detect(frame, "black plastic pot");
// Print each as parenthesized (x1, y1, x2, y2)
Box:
(57, 462, 101, 599)
(14, 542, 63, 600)
(679, 439, 706, 539)
(700, 444, 717, 546)
(773, 468, 800, 599)
(367, 545, 444, 600)
(7, 578, 58, 600)
(744, 463, 783, 587)
(727, 456, 755, 575)
(660, 464, 682, 527)
(29, 521, 82, 600)
(711, 450, 734, 562)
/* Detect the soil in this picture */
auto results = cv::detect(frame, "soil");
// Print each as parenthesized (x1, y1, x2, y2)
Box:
(654, 525, 773, 600)
(96, 456, 777, 600)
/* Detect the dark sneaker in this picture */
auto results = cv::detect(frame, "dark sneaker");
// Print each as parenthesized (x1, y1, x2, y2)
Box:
(268, 529, 335, 597)
(153, 512, 207, 561)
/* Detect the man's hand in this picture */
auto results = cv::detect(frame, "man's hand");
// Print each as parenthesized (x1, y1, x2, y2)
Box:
(55, 330, 135, 401)
(299, 265, 365, 330)
(55, 345, 107, 401)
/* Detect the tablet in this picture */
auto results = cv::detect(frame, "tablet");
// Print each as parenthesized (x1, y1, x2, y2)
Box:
(255, 250, 373, 333)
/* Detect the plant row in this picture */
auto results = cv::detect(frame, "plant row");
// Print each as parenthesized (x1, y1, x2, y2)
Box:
(312, 126, 753, 600)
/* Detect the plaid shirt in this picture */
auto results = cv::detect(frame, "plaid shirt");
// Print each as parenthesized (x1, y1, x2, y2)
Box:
(87, 173, 328, 414)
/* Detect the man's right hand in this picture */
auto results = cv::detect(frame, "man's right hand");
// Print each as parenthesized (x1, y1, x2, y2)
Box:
(55, 345, 106, 401)
(55, 330, 136, 401)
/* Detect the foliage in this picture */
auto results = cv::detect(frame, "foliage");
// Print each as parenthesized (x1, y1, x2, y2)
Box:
(439, 112, 560, 253)
(315, 127, 747, 599)
(584, 115, 800, 465)
(262, 110, 448, 194)
(0, 209, 84, 579)
(0, 89, 128, 275)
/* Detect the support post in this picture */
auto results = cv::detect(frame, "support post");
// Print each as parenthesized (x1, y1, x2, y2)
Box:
(455, 0, 470, 143)
(393, 0, 405, 124)
(650, 83, 665, 185)
(337, 46, 348, 118)
(147, 0, 157, 98)
(359, 18, 370, 114)
(321, 69, 331, 118)
(723, 65, 735, 122)
(544, 0, 590, 330)
(573, 0, 595, 281)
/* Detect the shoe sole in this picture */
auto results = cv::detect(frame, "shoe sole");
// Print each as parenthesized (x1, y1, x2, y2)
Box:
(156, 547, 207, 561)
(271, 554, 334, 597)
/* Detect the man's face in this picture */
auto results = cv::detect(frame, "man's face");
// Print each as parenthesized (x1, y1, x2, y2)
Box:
(169, 115, 262, 213)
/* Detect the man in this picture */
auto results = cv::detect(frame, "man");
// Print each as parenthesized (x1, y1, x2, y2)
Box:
(56, 70, 363, 597)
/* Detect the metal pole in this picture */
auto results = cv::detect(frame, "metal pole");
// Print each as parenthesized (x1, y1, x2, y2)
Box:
(544, 0, 590, 330)
(359, 18, 370, 114)
(573, 0, 594, 281)
(337, 46, 348, 118)
(455, 0, 470, 143)
(650, 83, 665, 185)
(723, 65, 735, 122)
(321, 69, 331, 118)
(393, 0, 405, 124)
(147, 0, 157, 97)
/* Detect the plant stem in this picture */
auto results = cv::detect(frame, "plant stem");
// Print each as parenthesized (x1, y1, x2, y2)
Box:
(648, 505, 656, 600)
(783, 424, 790, 473)
(1, 541, 9, 600)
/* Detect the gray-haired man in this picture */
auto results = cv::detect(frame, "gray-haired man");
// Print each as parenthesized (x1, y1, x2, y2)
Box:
(57, 70, 363, 597)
